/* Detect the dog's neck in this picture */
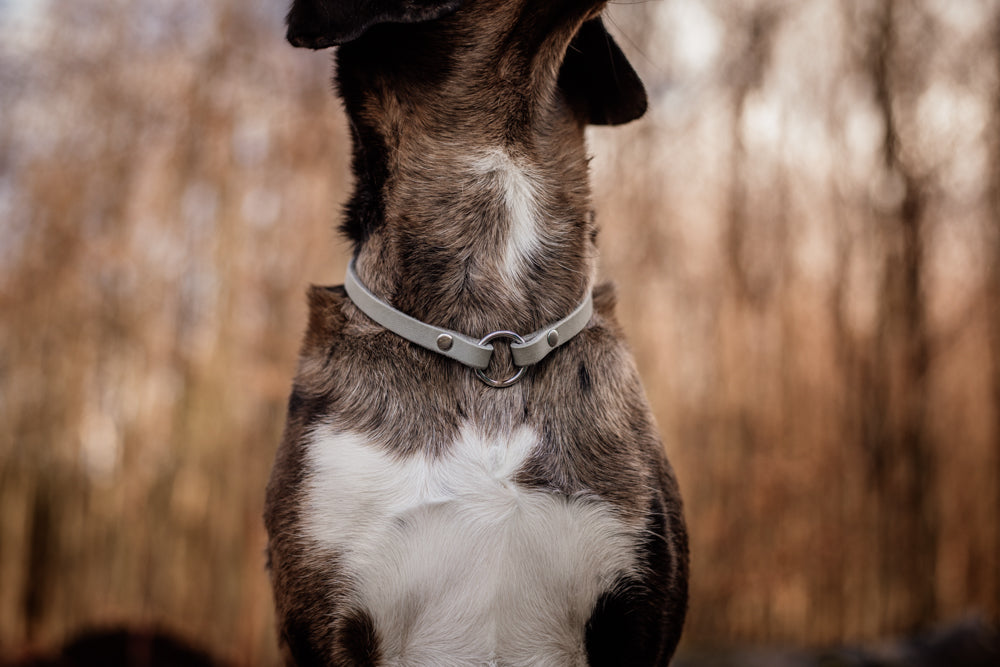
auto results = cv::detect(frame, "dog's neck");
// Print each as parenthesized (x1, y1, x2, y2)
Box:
(336, 5, 600, 336)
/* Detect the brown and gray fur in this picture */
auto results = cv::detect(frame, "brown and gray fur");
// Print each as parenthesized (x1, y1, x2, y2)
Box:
(264, 1, 688, 665)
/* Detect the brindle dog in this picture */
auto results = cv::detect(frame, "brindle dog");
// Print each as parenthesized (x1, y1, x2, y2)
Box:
(264, 1, 688, 665)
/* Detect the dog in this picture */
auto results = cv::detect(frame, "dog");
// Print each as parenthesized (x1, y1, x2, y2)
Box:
(264, 1, 689, 665)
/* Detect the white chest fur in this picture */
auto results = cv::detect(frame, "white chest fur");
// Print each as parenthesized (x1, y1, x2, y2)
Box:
(302, 424, 639, 667)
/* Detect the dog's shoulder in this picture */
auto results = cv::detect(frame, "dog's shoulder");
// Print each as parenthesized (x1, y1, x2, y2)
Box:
(294, 282, 364, 394)
(274, 284, 354, 454)
(592, 281, 618, 320)
(589, 281, 628, 341)
(303, 284, 350, 353)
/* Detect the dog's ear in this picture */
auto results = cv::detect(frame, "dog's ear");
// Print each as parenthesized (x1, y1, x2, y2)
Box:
(558, 17, 648, 126)
(287, 0, 464, 49)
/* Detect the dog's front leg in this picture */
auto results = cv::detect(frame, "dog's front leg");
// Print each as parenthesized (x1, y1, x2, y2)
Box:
(584, 485, 688, 667)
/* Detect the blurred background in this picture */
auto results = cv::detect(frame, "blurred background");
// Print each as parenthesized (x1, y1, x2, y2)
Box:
(1, 0, 999, 664)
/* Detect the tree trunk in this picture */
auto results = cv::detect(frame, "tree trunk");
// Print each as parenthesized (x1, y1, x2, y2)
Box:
(867, 0, 937, 632)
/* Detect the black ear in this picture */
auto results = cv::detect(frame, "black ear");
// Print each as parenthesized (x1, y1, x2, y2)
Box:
(287, 0, 464, 49)
(558, 18, 648, 126)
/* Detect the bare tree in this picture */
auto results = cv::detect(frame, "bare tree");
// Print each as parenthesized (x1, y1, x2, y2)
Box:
(865, 0, 937, 631)
(989, 5, 1000, 626)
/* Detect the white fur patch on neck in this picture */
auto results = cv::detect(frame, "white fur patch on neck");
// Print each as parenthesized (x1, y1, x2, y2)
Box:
(302, 424, 639, 667)
(471, 149, 543, 281)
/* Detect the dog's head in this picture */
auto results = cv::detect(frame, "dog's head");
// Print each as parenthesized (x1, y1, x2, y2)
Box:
(284, 0, 647, 126)
(286, 0, 465, 49)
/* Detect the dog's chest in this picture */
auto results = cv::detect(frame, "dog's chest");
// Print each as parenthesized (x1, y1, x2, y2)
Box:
(302, 424, 639, 666)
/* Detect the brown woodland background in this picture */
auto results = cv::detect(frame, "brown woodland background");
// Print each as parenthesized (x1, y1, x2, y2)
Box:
(1, 0, 999, 663)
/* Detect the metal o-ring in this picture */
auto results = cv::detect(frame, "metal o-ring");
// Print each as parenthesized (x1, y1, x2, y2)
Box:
(475, 330, 527, 388)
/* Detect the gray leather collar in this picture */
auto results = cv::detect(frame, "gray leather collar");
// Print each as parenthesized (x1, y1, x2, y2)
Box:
(344, 259, 594, 387)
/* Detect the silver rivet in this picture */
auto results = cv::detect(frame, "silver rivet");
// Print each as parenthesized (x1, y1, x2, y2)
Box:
(436, 334, 454, 351)
(546, 330, 559, 347)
